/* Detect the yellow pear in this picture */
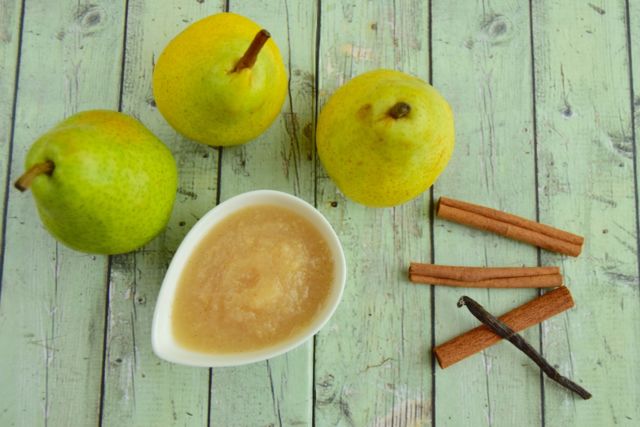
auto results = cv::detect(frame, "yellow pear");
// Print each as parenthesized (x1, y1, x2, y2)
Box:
(317, 69, 455, 207)
(153, 13, 287, 146)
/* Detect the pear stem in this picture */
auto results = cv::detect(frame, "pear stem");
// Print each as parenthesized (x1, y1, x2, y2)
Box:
(232, 29, 271, 72)
(388, 102, 411, 119)
(14, 160, 55, 192)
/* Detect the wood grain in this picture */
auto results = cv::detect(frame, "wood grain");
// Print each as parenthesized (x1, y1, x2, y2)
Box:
(633, 0, 640, 325)
(100, 0, 226, 426)
(99, 1, 224, 426)
(314, 2, 433, 426)
(209, 0, 317, 425)
(0, 0, 23, 250)
(0, 1, 125, 425)
(431, 1, 542, 425)
(532, 0, 640, 423)
(1, 1, 639, 425)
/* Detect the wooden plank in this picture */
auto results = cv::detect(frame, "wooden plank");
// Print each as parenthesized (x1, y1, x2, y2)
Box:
(532, 0, 640, 424)
(100, 1, 224, 426)
(633, 0, 640, 297)
(0, 1, 125, 425)
(314, 2, 433, 426)
(0, 0, 23, 249)
(209, 1, 316, 425)
(431, 2, 541, 425)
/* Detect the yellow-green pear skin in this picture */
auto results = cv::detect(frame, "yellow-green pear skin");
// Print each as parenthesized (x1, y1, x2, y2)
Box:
(152, 12, 287, 147)
(23, 110, 178, 254)
(317, 69, 455, 207)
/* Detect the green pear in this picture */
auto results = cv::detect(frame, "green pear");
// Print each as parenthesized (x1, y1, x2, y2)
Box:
(15, 110, 178, 254)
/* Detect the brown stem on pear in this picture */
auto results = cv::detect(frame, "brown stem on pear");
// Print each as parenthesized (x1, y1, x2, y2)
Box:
(231, 29, 271, 72)
(388, 102, 411, 119)
(14, 160, 55, 192)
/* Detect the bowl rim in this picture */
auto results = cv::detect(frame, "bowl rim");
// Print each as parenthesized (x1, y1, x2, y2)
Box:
(151, 189, 347, 367)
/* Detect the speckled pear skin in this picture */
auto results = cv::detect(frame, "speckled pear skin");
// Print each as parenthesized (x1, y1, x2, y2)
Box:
(25, 110, 178, 254)
(152, 12, 288, 147)
(317, 69, 455, 207)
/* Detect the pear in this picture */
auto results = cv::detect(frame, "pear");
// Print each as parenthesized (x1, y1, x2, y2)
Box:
(15, 110, 178, 255)
(153, 12, 287, 147)
(317, 69, 455, 207)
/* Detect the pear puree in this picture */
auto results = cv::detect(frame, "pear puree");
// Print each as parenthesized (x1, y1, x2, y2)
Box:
(172, 205, 334, 353)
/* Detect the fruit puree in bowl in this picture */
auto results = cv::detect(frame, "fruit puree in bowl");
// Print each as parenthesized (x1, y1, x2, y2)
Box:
(152, 190, 346, 367)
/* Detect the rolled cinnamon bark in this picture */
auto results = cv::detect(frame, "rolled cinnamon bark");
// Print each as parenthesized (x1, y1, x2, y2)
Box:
(410, 274, 562, 288)
(409, 263, 562, 288)
(436, 197, 584, 257)
(433, 286, 574, 368)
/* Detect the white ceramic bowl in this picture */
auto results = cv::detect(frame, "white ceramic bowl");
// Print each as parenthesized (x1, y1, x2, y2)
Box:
(151, 190, 346, 367)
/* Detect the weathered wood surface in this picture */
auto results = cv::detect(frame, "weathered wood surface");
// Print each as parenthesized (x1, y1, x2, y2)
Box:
(0, 0, 23, 250)
(314, 2, 433, 426)
(431, 1, 541, 426)
(101, 1, 223, 426)
(0, 1, 125, 425)
(532, 0, 640, 425)
(633, 0, 640, 288)
(1, 0, 639, 426)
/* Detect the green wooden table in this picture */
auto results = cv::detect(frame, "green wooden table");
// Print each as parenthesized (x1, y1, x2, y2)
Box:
(1, 0, 639, 425)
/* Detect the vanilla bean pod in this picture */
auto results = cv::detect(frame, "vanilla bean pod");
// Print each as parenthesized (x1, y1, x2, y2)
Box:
(457, 295, 592, 400)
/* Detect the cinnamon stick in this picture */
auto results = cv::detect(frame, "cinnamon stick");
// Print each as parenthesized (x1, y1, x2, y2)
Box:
(434, 286, 574, 368)
(409, 263, 562, 288)
(436, 197, 584, 257)
(411, 274, 562, 288)
(457, 295, 592, 399)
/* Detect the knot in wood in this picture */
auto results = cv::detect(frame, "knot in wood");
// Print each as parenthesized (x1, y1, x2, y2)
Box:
(75, 4, 105, 32)
(481, 14, 511, 43)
